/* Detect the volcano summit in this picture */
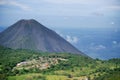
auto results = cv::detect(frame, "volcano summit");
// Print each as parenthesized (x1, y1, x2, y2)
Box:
(0, 19, 85, 55)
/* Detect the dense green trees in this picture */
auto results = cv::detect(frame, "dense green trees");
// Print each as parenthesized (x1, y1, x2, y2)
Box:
(95, 68, 120, 80)
(0, 45, 120, 80)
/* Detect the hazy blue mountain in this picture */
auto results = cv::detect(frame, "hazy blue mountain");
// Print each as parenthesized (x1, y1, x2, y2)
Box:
(0, 19, 85, 56)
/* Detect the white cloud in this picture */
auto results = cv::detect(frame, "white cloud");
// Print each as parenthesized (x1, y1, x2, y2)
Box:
(113, 42, 120, 48)
(43, 0, 108, 5)
(0, 0, 6, 5)
(95, 45, 106, 50)
(98, 5, 120, 12)
(55, 31, 64, 37)
(66, 35, 78, 44)
(0, 0, 31, 11)
(111, 22, 115, 25)
(106, 6, 120, 10)
(55, 30, 79, 44)
(44, 0, 84, 4)
(91, 12, 104, 16)
(90, 45, 106, 50)
(113, 41, 117, 44)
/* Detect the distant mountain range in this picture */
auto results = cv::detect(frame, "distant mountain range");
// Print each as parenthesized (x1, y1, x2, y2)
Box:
(0, 19, 86, 56)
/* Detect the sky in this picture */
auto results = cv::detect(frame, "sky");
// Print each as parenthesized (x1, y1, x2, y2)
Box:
(0, 0, 120, 59)
(0, 0, 120, 28)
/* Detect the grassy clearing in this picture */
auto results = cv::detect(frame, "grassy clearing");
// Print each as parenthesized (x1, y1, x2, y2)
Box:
(8, 73, 45, 80)
(8, 73, 89, 80)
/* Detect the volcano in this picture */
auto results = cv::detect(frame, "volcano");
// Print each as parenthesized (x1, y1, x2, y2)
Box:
(0, 19, 85, 55)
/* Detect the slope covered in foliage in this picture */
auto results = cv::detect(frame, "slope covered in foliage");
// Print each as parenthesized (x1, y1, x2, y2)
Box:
(0, 46, 119, 80)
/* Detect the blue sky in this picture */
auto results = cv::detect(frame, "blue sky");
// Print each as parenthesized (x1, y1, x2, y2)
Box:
(0, 0, 120, 28)
(0, 0, 120, 59)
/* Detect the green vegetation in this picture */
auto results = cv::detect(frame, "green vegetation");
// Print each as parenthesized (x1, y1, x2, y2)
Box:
(95, 68, 120, 80)
(0, 46, 120, 80)
(8, 73, 46, 80)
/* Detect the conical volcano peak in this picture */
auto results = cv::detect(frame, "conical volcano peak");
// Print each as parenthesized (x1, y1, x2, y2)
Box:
(18, 19, 39, 23)
(12, 19, 45, 29)
(0, 19, 86, 56)
(19, 19, 36, 21)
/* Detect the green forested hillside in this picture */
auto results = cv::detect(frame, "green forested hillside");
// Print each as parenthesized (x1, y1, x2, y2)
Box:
(0, 46, 120, 80)
(95, 68, 120, 80)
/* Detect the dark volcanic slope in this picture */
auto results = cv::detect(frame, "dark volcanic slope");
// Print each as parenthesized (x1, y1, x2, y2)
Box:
(0, 19, 85, 55)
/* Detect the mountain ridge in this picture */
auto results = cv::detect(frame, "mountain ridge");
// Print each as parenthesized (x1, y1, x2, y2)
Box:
(0, 19, 86, 56)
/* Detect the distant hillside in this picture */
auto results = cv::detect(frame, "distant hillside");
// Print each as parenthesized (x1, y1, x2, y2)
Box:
(0, 27, 5, 32)
(0, 19, 85, 56)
